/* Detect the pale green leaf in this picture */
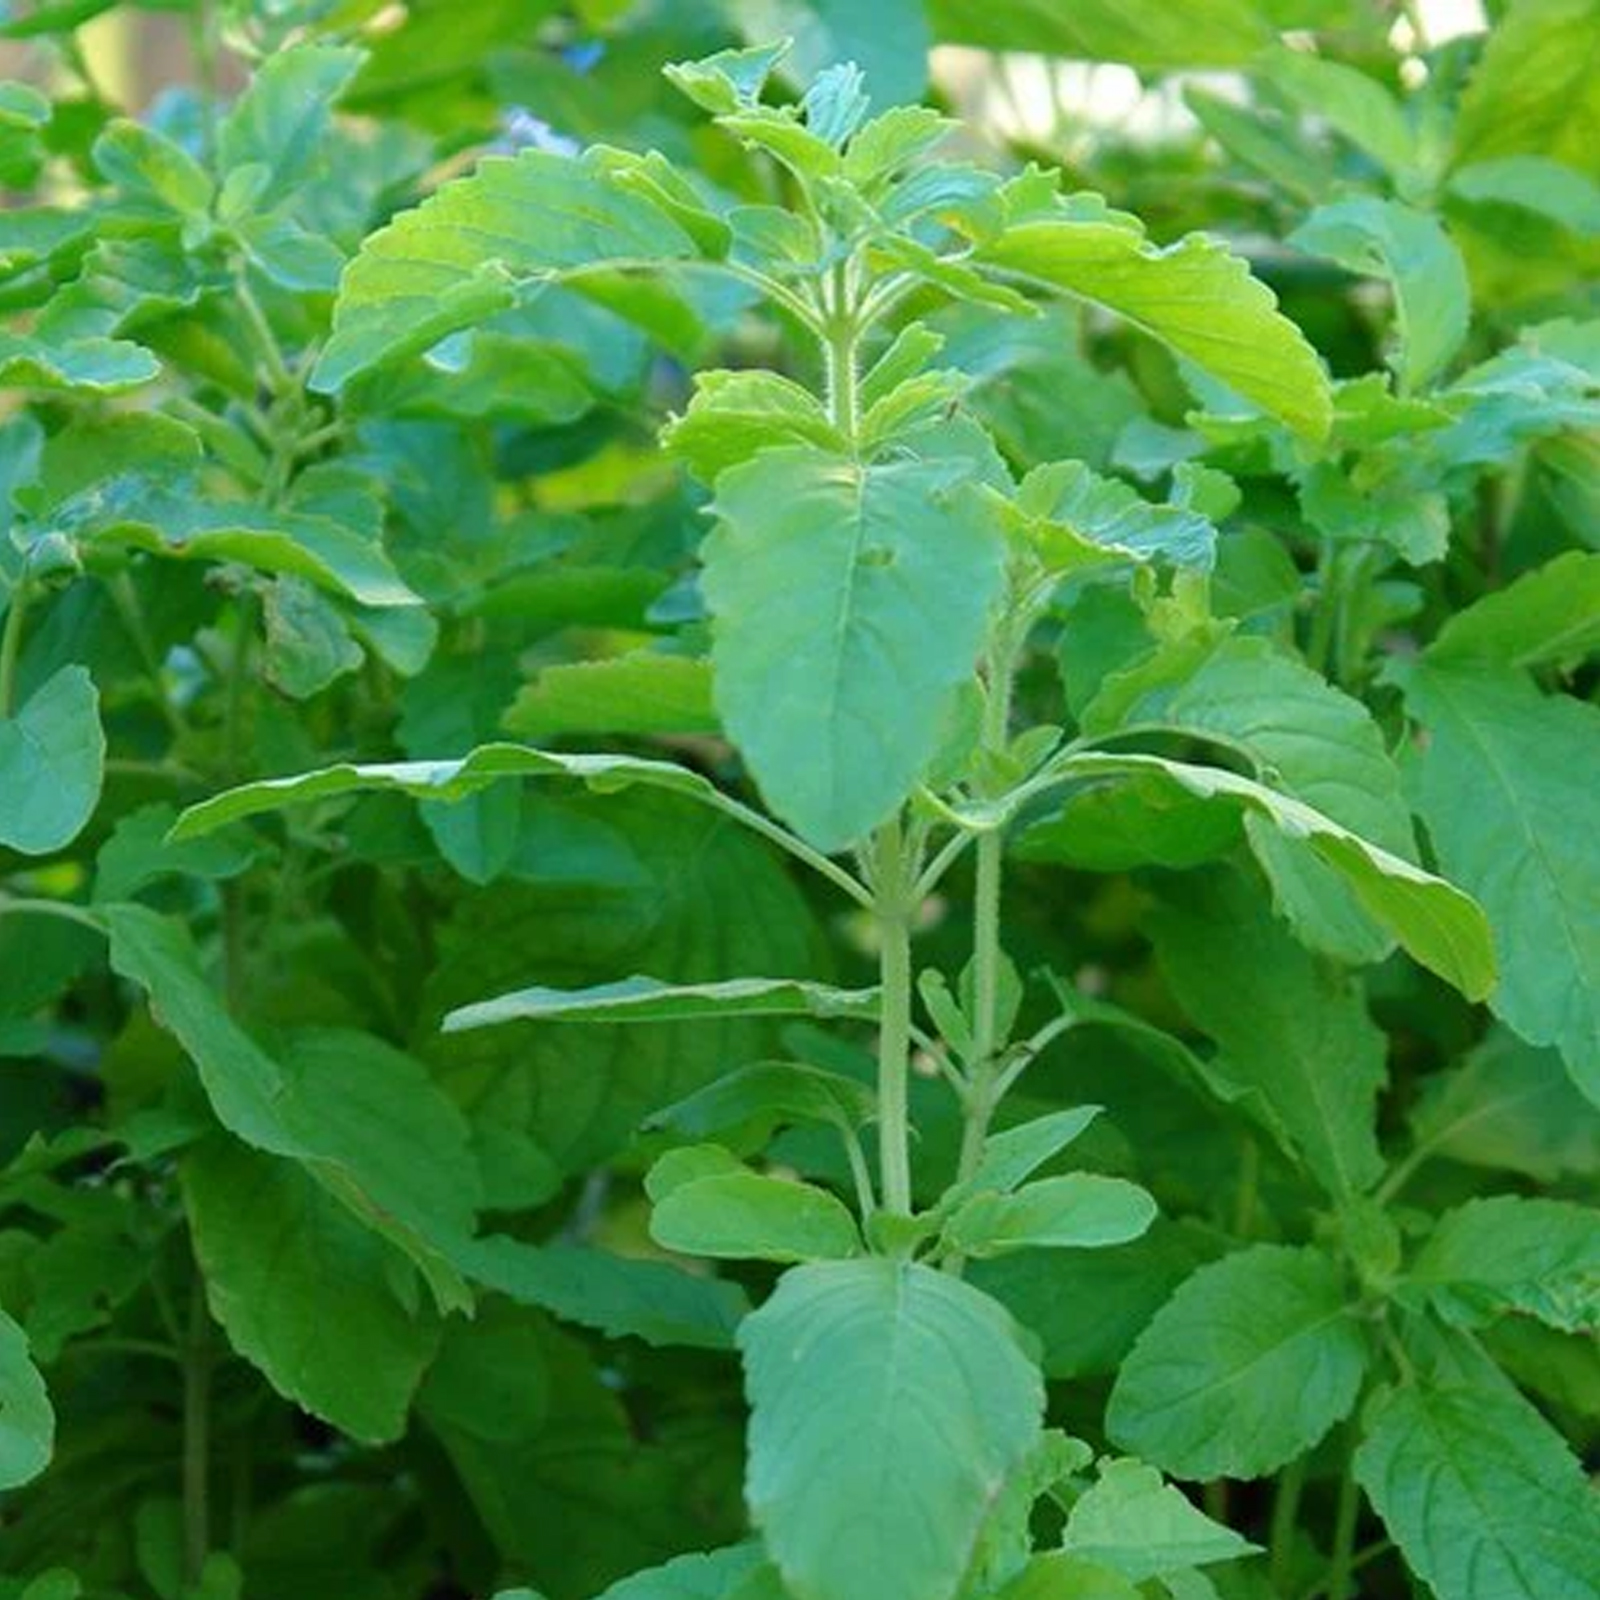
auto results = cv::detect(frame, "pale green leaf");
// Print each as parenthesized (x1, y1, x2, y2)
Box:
(0, 1305, 51, 1490)
(944, 1174, 1157, 1259)
(1453, 0, 1600, 174)
(740, 1258, 1044, 1600)
(462, 1235, 750, 1351)
(0, 332, 157, 394)
(1427, 551, 1600, 671)
(0, 665, 104, 856)
(1290, 198, 1469, 393)
(974, 219, 1331, 440)
(664, 369, 842, 485)
(1064, 1457, 1259, 1581)
(1148, 868, 1387, 1197)
(591, 1542, 771, 1600)
(1401, 1196, 1600, 1335)
(1355, 1380, 1600, 1600)
(702, 447, 1007, 851)
(313, 149, 698, 392)
(955, 1107, 1104, 1200)
(1040, 752, 1496, 1001)
(1017, 460, 1215, 570)
(183, 1137, 440, 1445)
(927, 0, 1273, 69)
(1107, 1244, 1368, 1479)
(650, 1170, 862, 1263)
(444, 974, 878, 1033)
(991, 1553, 1142, 1600)
(217, 44, 363, 210)
(1399, 662, 1600, 1100)
(1449, 156, 1600, 235)
(1262, 46, 1416, 177)
(505, 653, 719, 741)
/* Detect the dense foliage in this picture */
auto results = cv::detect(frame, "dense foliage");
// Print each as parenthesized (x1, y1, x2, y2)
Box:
(0, 3, 1597, 1600)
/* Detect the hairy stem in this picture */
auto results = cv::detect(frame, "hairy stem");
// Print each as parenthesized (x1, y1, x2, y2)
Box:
(875, 822, 915, 1216)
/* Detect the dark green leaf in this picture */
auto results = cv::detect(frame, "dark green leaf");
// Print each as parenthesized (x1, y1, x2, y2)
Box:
(0, 665, 104, 856)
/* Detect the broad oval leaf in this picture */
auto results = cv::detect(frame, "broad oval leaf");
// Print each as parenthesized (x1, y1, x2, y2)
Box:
(740, 1258, 1044, 1600)
(651, 1171, 863, 1263)
(1041, 752, 1495, 1002)
(702, 447, 1007, 852)
(0, 664, 104, 856)
(1107, 1244, 1368, 1479)
(649, 1061, 877, 1142)
(956, 1107, 1104, 1200)
(313, 148, 698, 392)
(944, 1174, 1157, 1259)
(1400, 1195, 1600, 1335)
(1400, 661, 1600, 1099)
(1063, 1457, 1259, 1582)
(974, 219, 1331, 440)
(0, 1306, 52, 1490)
(1355, 1380, 1600, 1600)
(183, 1137, 441, 1445)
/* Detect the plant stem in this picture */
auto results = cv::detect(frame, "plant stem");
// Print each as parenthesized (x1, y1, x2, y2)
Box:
(955, 828, 1004, 1184)
(1326, 1440, 1362, 1600)
(0, 895, 105, 933)
(874, 822, 915, 1216)
(1269, 1455, 1306, 1592)
(183, 1281, 213, 1585)
(0, 575, 29, 719)
(823, 259, 859, 443)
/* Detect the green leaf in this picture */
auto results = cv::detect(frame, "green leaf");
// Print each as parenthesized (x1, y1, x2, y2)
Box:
(1082, 634, 1417, 964)
(740, 1258, 1044, 1600)
(217, 44, 363, 210)
(591, 1543, 771, 1600)
(398, 652, 522, 884)
(183, 1136, 441, 1445)
(0, 1305, 52, 1490)
(1355, 1380, 1600, 1600)
(944, 1174, 1157, 1258)
(261, 579, 363, 700)
(0, 665, 104, 856)
(1107, 1244, 1368, 1479)
(1453, 0, 1600, 174)
(738, 0, 931, 108)
(1406, 1027, 1600, 1183)
(0, 333, 158, 394)
(650, 1169, 863, 1263)
(956, 1107, 1104, 1199)
(1063, 1457, 1259, 1581)
(104, 909, 480, 1310)
(1449, 156, 1600, 236)
(1427, 550, 1600, 671)
(974, 218, 1331, 440)
(972, 1222, 1225, 1380)
(1147, 868, 1387, 1197)
(648, 1060, 876, 1143)
(1290, 199, 1469, 393)
(313, 148, 698, 392)
(92, 119, 212, 216)
(1399, 662, 1599, 1100)
(462, 1235, 750, 1351)
(927, 0, 1273, 69)
(664, 369, 843, 485)
(1261, 46, 1416, 178)
(172, 744, 732, 842)
(1017, 461, 1215, 570)
(702, 447, 1007, 851)
(505, 653, 719, 741)
(445, 974, 878, 1033)
(1038, 752, 1496, 1001)
(1401, 1196, 1600, 1335)
(990, 1553, 1142, 1600)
